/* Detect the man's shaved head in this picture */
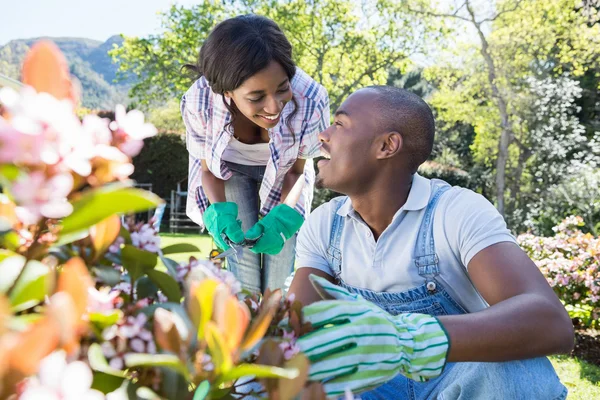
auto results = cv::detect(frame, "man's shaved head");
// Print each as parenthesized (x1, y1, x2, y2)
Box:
(365, 86, 435, 173)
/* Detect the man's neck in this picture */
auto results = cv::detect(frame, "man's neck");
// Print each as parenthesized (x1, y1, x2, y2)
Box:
(349, 175, 413, 240)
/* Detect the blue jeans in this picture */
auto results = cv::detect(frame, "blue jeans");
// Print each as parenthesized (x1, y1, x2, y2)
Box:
(223, 162, 295, 294)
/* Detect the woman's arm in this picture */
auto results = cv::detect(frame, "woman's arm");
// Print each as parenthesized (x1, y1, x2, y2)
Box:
(280, 158, 306, 203)
(201, 159, 226, 204)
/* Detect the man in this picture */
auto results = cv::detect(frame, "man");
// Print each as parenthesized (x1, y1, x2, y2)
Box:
(288, 86, 573, 399)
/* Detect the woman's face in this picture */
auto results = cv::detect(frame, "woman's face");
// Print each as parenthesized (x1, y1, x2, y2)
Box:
(225, 61, 293, 129)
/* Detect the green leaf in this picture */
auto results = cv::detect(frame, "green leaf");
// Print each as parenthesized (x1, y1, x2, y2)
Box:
(193, 381, 210, 400)
(60, 184, 163, 234)
(88, 343, 127, 377)
(54, 229, 90, 247)
(160, 256, 179, 278)
(0, 165, 20, 181)
(8, 313, 44, 331)
(146, 269, 182, 303)
(160, 366, 191, 400)
(218, 364, 299, 385)
(119, 226, 132, 245)
(9, 260, 52, 312)
(0, 231, 20, 251)
(91, 371, 126, 394)
(0, 255, 26, 294)
(136, 386, 162, 399)
(161, 243, 200, 255)
(137, 276, 159, 299)
(0, 249, 18, 264)
(121, 245, 157, 284)
(124, 353, 191, 381)
(93, 265, 123, 286)
(89, 310, 123, 331)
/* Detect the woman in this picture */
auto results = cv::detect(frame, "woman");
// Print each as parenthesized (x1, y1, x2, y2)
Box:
(181, 14, 329, 294)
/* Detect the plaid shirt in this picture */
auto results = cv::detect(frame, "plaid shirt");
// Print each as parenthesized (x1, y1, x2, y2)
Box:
(181, 67, 330, 228)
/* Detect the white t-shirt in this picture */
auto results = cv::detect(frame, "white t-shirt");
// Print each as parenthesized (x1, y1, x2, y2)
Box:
(295, 174, 517, 313)
(221, 137, 271, 166)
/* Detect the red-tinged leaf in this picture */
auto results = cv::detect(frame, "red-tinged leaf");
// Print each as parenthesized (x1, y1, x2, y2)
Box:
(213, 292, 250, 355)
(90, 215, 121, 260)
(300, 382, 327, 400)
(279, 353, 310, 400)
(21, 40, 77, 103)
(154, 308, 188, 355)
(47, 292, 80, 355)
(57, 257, 93, 323)
(9, 317, 60, 374)
(241, 290, 282, 351)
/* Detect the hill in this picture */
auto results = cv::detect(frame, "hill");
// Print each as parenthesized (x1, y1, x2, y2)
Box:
(0, 36, 132, 109)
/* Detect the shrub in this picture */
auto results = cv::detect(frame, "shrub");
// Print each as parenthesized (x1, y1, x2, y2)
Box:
(518, 216, 600, 328)
(131, 134, 189, 199)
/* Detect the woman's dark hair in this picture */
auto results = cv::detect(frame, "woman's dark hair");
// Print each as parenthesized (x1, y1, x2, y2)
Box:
(185, 14, 298, 137)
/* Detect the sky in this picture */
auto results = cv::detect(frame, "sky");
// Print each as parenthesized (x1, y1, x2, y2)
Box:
(0, 0, 200, 46)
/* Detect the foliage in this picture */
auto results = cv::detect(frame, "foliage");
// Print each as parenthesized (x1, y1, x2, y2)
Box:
(417, 161, 472, 189)
(527, 165, 600, 236)
(0, 42, 324, 400)
(422, 0, 600, 222)
(518, 216, 600, 328)
(148, 99, 186, 134)
(111, 0, 446, 110)
(131, 134, 189, 200)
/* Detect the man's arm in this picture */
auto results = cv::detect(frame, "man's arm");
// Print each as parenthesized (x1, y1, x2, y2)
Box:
(440, 241, 574, 362)
(288, 267, 335, 306)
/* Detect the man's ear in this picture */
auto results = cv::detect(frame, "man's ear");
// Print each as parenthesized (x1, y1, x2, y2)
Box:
(376, 132, 402, 159)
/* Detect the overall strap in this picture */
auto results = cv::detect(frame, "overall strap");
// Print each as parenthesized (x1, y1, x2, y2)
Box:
(413, 180, 451, 283)
(326, 197, 348, 279)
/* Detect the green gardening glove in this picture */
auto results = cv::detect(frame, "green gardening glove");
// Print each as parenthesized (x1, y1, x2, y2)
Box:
(296, 275, 450, 399)
(245, 204, 304, 255)
(203, 202, 245, 250)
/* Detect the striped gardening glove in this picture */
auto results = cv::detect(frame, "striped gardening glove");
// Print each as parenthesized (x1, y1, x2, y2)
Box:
(296, 275, 450, 399)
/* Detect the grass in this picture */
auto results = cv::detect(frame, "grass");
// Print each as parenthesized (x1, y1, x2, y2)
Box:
(158, 233, 600, 399)
(550, 356, 600, 399)
(159, 233, 214, 262)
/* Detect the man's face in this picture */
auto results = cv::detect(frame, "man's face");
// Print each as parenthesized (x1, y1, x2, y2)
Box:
(316, 89, 381, 194)
(226, 61, 293, 130)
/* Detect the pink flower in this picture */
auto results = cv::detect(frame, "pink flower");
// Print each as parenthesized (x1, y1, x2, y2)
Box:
(108, 236, 125, 253)
(278, 330, 300, 360)
(88, 287, 121, 313)
(110, 105, 156, 158)
(0, 118, 44, 165)
(130, 224, 161, 253)
(12, 171, 73, 224)
(19, 351, 104, 400)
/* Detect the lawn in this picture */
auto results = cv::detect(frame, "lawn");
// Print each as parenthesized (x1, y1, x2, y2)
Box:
(158, 233, 600, 399)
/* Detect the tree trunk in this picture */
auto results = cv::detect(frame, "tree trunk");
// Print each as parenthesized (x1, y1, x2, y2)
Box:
(466, 1, 513, 216)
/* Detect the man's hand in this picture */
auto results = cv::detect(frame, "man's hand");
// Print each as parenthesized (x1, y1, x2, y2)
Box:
(245, 204, 304, 254)
(296, 275, 450, 398)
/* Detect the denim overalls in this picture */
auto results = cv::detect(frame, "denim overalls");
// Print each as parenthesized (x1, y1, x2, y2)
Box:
(326, 181, 567, 400)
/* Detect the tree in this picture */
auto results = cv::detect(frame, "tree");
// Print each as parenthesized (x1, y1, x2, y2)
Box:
(111, 0, 445, 111)
(110, 2, 231, 106)
(417, 0, 600, 218)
